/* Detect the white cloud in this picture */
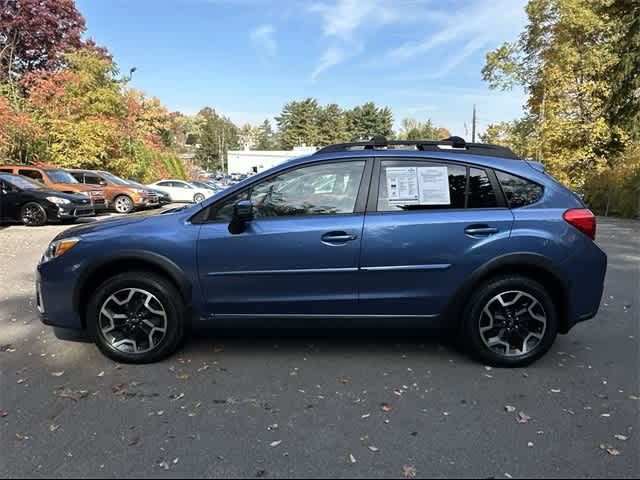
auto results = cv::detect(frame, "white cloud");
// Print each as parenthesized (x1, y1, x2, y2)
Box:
(387, 0, 527, 63)
(308, 0, 528, 79)
(250, 24, 278, 59)
(312, 46, 349, 80)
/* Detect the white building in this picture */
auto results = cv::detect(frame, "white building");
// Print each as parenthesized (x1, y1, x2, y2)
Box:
(226, 146, 317, 175)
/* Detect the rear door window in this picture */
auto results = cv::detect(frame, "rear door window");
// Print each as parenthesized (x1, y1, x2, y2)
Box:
(18, 169, 44, 183)
(496, 171, 543, 208)
(468, 168, 499, 208)
(84, 174, 104, 185)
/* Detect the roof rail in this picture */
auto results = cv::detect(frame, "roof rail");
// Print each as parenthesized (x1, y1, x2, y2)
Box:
(314, 136, 520, 160)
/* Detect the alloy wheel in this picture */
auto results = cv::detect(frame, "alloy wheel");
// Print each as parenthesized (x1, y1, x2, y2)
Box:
(22, 204, 46, 226)
(479, 290, 547, 358)
(115, 196, 133, 214)
(98, 288, 168, 354)
(194, 193, 205, 203)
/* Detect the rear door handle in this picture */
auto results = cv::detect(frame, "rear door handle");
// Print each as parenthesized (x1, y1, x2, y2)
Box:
(465, 225, 499, 237)
(321, 231, 358, 244)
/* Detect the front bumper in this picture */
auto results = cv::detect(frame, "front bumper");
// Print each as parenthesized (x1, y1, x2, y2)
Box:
(36, 263, 83, 330)
(55, 204, 95, 220)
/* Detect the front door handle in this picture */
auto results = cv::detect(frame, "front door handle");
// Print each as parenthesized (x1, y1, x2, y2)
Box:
(321, 231, 358, 244)
(465, 225, 499, 237)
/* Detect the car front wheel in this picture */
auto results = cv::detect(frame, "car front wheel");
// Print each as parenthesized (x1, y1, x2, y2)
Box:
(114, 195, 134, 214)
(21, 202, 48, 226)
(87, 272, 186, 364)
(462, 275, 558, 368)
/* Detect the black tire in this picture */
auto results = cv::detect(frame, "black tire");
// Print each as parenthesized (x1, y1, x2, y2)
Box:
(461, 275, 558, 368)
(193, 193, 205, 203)
(113, 195, 134, 214)
(21, 202, 48, 227)
(87, 271, 186, 364)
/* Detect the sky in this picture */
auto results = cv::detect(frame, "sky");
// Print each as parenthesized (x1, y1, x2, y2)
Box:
(76, 0, 529, 136)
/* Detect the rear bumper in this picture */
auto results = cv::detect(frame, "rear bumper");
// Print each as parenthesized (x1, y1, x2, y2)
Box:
(562, 242, 608, 333)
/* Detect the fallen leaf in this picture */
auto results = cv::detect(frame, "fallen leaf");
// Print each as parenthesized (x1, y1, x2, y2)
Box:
(55, 388, 89, 403)
(505, 406, 516, 413)
(614, 435, 628, 441)
(0, 410, 7, 418)
(51, 371, 65, 377)
(97, 371, 105, 377)
(368, 446, 380, 453)
(600, 444, 621, 456)
(402, 465, 417, 479)
(349, 454, 357, 464)
(270, 440, 282, 448)
(49, 424, 60, 432)
(381, 403, 393, 413)
(517, 412, 532, 424)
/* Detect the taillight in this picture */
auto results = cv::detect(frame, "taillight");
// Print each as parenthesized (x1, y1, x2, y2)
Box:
(563, 208, 596, 240)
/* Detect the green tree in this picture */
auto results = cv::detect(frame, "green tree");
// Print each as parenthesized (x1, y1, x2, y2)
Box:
(397, 118, 442, 141)
(345, 102, 393, 141)
(195, 107, 239, 171)
(276, 98, 321, 149)
(256, 119, 277, 150)
(316, 103, 348, 146)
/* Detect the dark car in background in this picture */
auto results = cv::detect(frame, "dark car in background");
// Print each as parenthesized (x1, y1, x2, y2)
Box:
(0, 165, 108, 212)
(0, 173, 95, 226)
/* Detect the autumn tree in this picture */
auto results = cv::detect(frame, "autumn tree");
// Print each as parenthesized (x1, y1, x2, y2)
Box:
(0, 0, 105, 81)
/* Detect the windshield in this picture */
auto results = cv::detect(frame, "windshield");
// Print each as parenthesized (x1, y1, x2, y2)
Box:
(5, 175, 43, 190)
(47, 170, 79, 184)
(100, 172, 129, 186)
(127, 180, 144, 188)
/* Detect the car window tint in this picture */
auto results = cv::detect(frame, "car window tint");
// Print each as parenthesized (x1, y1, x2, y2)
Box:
(378, 162, 466, 211)
(496, 171, 543, 208)
(84, 175, 103, 185)
(211, 190, 250, 222)
(468, 168, 498, 208)
(212, 161, 365, 221)
(250, 161, 365, 218)
(18, 169, 44, 183)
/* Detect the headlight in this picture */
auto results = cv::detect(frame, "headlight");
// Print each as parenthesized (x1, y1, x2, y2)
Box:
(42, 237, 80, 263)
(46, 196, 71, 205)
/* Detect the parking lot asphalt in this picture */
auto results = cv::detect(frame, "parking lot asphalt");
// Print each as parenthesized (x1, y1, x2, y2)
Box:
(0, 215, 638, 479)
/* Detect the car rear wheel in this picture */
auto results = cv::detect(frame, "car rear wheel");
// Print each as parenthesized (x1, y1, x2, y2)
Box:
(87, 272, 186, 364)
(193, 193, 205, 203)
(114, 195, 134, 214)
(461, 275, 558, 368)
(21, 202, 48, 227)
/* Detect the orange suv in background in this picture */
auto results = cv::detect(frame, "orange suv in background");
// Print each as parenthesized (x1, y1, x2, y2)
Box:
(0, 165, 107, 212)
(69, 169, 160, 214)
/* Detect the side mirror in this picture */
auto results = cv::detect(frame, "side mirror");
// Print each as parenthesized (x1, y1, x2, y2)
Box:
(100, 180, 108, 186)
(228, 199, 253, 234)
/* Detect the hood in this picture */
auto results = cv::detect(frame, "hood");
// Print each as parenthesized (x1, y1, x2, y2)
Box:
(29, 188, 89, 203)
(55, 209, 164, 239)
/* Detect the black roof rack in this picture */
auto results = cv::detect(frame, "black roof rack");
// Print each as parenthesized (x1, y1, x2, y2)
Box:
(314, 136, 520, 160)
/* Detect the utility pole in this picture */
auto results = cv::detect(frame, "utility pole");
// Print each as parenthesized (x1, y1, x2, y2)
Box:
(472, 104, 477, 143)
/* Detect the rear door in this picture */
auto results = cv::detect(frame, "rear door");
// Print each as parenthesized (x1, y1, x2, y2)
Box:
(359, 158, 514, 318)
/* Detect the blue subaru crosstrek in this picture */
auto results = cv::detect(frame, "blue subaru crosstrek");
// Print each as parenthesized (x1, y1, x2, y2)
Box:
(36, 137, 607, 367)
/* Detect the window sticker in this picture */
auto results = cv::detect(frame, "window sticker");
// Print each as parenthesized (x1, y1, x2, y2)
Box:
(417, 167, 451, 205)
(386, 167, 420, 205)
(385, 166, 451, 206)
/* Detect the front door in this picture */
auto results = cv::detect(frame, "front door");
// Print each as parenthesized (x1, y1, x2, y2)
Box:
(359, 158, 515, 318)
(197, 159, 370, 317)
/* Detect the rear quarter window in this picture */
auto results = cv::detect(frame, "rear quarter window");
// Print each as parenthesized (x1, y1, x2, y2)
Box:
(496, 171, 543, 208)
